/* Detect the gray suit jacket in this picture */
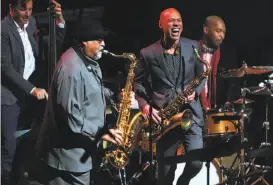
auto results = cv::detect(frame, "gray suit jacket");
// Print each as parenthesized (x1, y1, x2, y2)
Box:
(1, 15, 65, 105)
(35, 47, 106, 173)
(134, 37, 205, 126)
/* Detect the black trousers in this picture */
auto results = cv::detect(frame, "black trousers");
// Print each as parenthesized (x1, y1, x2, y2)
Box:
(156, 123, 203, 185)
(43, 165, 90, 185)
(1, 104, 21, 177)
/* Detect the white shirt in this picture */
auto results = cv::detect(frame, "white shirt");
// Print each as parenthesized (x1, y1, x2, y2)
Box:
(14, 21, 36, 80)
(201, 52, 213, 96)
(14, 20, 65, 93)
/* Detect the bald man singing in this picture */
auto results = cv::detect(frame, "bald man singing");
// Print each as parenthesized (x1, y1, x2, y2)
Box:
(134, 8, 205, 185)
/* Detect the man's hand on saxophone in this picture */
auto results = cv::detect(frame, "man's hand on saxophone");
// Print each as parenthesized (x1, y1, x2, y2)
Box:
(141, 104, 162, 124)
(185, 91, 196, 103)
(102, 128, 124, 146)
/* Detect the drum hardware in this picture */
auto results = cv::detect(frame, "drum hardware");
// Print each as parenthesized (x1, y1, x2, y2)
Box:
(218, 65, 272, 184)
(246, 86, 273, 97)
(236, 76, 273, 185)
(243, 162, 272, 171)
(245, 78, 272, 150)
(233, 98, 255, 105)
(127, 160, 157, 185)
(216, 169, 270, 185)
(244, 161, 271, 185)
(235, 85, 250, 184)
(244, 147, 273, 185)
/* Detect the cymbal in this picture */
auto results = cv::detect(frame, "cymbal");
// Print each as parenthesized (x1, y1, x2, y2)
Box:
(233, 98, 255, 104)
(220, 66, 273, 78)
(247, 86, 273, 96)
(245, 66, 273, 75)
(220, 68, 245, 78)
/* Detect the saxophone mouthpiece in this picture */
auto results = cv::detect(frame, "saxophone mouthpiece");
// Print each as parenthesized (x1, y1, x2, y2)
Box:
(102, 49, 111, 55)
(102, 50, 118, 57)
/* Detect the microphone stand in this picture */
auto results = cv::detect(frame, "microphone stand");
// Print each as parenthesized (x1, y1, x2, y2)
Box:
(148, 104, 155, 183)
(127, 103, 156, 185)
(48, 0, 57, 89)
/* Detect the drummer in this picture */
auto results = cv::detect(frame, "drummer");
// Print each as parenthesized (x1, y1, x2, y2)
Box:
(198, 16, 241, 111)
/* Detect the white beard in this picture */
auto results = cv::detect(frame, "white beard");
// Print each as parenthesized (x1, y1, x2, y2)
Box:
(91, 50, 102, 60)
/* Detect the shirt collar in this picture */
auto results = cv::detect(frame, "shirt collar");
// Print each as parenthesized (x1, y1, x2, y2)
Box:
(201, 44, 216, 54)
(78, 45, 99, 67)
(13, 20, 28, 31)
(161, 38, 181, 55)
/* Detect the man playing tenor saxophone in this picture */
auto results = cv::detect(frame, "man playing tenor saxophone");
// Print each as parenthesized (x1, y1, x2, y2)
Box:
(35, 20, 124, 185)
(133, 8, 206, 185)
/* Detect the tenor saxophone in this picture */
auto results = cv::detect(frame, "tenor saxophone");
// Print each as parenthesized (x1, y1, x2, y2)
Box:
(138, 46, 211, 143)
(103, 50, 146, 168)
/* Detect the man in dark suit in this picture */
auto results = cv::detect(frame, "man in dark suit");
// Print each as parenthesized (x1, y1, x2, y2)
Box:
(1, 0, 65, 183)
(199, 15, 240, 110)
(134, 8, 205, 185)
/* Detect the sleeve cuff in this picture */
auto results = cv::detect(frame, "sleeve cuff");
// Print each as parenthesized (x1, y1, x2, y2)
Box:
(30, 87, 36, 94)
(56, 21, 65, 28)
(136, 97, 148, 108)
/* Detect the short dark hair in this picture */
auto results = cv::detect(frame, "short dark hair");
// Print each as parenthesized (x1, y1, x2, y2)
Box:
(10, 0, 32, 8)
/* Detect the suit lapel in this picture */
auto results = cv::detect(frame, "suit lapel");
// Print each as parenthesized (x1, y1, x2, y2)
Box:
(152, 40, 175, 86)
(7, 17, 25, 58)
(176, 39, 191, 87)
(27, 26, 38, 56)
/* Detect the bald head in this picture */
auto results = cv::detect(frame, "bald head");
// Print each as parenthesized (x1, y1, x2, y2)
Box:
(204, 15, 225, 28)
(160, 8, 181, 21)
(203, 15, 226, 48)
(159, 8, 183, 41)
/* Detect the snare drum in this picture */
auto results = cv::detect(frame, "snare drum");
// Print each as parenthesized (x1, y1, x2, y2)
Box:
(205, 109, 239, 136)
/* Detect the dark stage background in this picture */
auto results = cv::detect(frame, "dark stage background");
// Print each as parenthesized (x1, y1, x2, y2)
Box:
(2, 0, 273, 73)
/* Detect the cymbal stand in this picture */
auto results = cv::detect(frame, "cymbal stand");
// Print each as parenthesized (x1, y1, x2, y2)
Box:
(244, 158, 271, 185)
(236, 84, 249, 184)
(260, 80, 271, 148)
(247, 79, 272, 185)
(128, 105, 157, 185)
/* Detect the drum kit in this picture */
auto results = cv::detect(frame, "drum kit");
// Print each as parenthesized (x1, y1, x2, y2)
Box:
(166, 64, 273, 185)
(94, 64, 273, 185)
